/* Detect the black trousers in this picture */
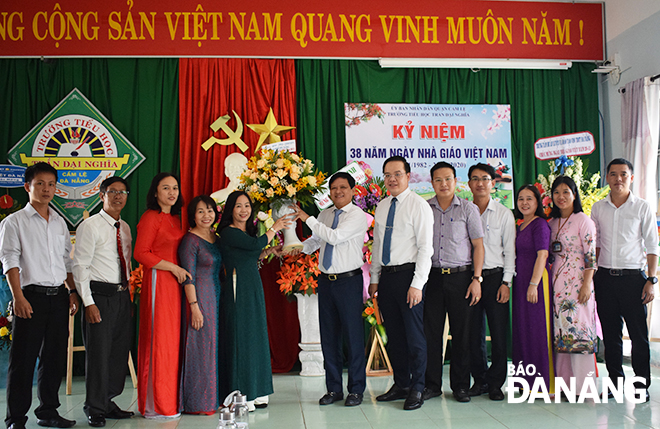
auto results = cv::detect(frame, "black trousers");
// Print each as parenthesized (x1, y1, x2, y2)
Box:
(594, 269, 651, 388)
(424, 269, 473, 392)
(82, 289, 132, 416)
(5, 287, 69, 427)
(469, 271, 509, 389)
(318, 274, 366, 395)
(378, 268, 427, 392)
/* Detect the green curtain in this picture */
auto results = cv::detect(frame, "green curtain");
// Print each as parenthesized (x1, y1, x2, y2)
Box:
(0, 58, 179, 230)
(295, 60, 600, 188)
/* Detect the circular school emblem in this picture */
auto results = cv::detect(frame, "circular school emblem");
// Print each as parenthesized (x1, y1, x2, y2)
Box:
(31, 114, 118, 199)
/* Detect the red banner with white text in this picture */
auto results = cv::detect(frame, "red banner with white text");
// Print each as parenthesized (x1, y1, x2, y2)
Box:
(0, 0, 603, 60)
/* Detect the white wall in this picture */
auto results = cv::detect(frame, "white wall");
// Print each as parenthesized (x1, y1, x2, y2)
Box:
(599, 8, 660, 163)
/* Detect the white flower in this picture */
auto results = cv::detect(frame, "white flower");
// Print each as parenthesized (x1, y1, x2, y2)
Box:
(257, 211, 269, 221)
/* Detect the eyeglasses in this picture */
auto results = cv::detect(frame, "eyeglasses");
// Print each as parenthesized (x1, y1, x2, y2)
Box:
(104, 190, 129, 197)
(384, 172, 405, 179)
(469, 177, 492, 183)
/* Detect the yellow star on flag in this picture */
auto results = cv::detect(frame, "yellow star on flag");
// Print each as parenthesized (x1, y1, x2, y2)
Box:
(247, 108, 295, 151)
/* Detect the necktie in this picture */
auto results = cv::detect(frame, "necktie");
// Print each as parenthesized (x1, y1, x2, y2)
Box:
(115, 222, 128, 288)
(382, 197, 397, 266)
(322, 209, 343, 270)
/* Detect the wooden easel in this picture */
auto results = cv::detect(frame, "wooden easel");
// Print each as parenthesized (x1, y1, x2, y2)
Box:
(66, 312, 137, 394)
(366, 297, 393, 376)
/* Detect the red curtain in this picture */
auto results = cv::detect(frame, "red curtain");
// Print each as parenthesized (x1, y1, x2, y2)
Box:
(178, 58, 300, 372)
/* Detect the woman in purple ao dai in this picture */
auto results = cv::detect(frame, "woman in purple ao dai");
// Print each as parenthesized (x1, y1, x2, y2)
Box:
(512, 184, 554, 394)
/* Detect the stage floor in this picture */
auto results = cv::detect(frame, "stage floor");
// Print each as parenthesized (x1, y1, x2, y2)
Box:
(1, 362, 659, 428)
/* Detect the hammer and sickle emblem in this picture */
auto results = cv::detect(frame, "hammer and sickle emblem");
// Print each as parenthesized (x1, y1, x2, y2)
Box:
(201, 110, 248, 152)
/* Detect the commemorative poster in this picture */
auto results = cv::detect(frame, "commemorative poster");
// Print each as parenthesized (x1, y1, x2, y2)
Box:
(345, 103, 514, 208)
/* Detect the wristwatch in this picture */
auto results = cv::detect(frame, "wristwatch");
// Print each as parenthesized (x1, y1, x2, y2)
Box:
(502, 281, 510, 287)
(472, 275, 483, 283)
(648, 276, 658, 284)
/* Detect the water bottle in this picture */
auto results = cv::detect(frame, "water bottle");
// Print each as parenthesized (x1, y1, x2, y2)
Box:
(231, 394, 249, 428)
(218, 409, 237, 428)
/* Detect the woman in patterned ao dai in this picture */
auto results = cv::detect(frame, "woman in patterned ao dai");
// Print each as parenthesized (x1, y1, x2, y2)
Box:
(549, 176, 598, 394)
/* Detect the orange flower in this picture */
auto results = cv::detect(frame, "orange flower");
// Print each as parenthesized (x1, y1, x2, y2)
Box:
(276, 247, 320, 296)
(129, 265, 143, 302)
(364, 307, 374, 316)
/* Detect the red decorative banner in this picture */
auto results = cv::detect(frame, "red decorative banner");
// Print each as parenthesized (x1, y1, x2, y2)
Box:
(0, 0, 603, 60)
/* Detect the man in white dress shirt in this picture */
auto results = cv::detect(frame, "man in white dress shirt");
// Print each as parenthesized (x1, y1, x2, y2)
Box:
(295, 172, 368, 407)
(591, 158, 658, 402)
(466, 163, 515, 401)
(0, 162, 79, 429)
(73, 177, 134, 426)
(369, 156, 434, 411)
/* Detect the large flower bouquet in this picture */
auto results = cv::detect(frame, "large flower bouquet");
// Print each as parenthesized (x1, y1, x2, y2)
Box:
(348, 161, 390, 338)
(535, 155, 609, 216)
(276, 251, 320, 296)
(238, 149, 326, 213)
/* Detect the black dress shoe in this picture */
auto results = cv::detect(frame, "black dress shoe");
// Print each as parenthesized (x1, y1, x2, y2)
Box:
(7, 422, 26, 429)
(345, 393, 363, 406)
(319, 391, 344, 405)
(376, 384, 409, 402)
(468, 382, 489, 396)
(453, 389, 471, 403)
(105, 408, 134, 419)
(422, 388, 442, 400)
(489, 388, 505, 401)
(37, 416, 76, 428)
(87, 414, 106, 427)
(403, 390, 424, 410)
(636, 389, 650, 403)
(254, 403, 268, 409)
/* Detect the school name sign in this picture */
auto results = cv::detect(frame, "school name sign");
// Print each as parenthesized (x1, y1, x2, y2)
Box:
(7, 88, 145, 226)
(0, 0, 603, 60)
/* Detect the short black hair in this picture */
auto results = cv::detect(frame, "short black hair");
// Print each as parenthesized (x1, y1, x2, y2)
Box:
(146, 172, 183, 214)
(329, 172, 355, 188)
(100, 176, 130, 194)
(549, 176, 583, 218)
(468, 163, 497, 179)
(187, 195, 219, 228)
(606, 158, 634, 174)
(217, 190, 257, 237)
(430, 161, 456, 179)
(25, 162, 57, 184)
(383, 156, 410, 174)
(514, 184, 547, 220)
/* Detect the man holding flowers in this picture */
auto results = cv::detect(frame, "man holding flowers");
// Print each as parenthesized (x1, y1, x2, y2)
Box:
(293, 172, 368, 407)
